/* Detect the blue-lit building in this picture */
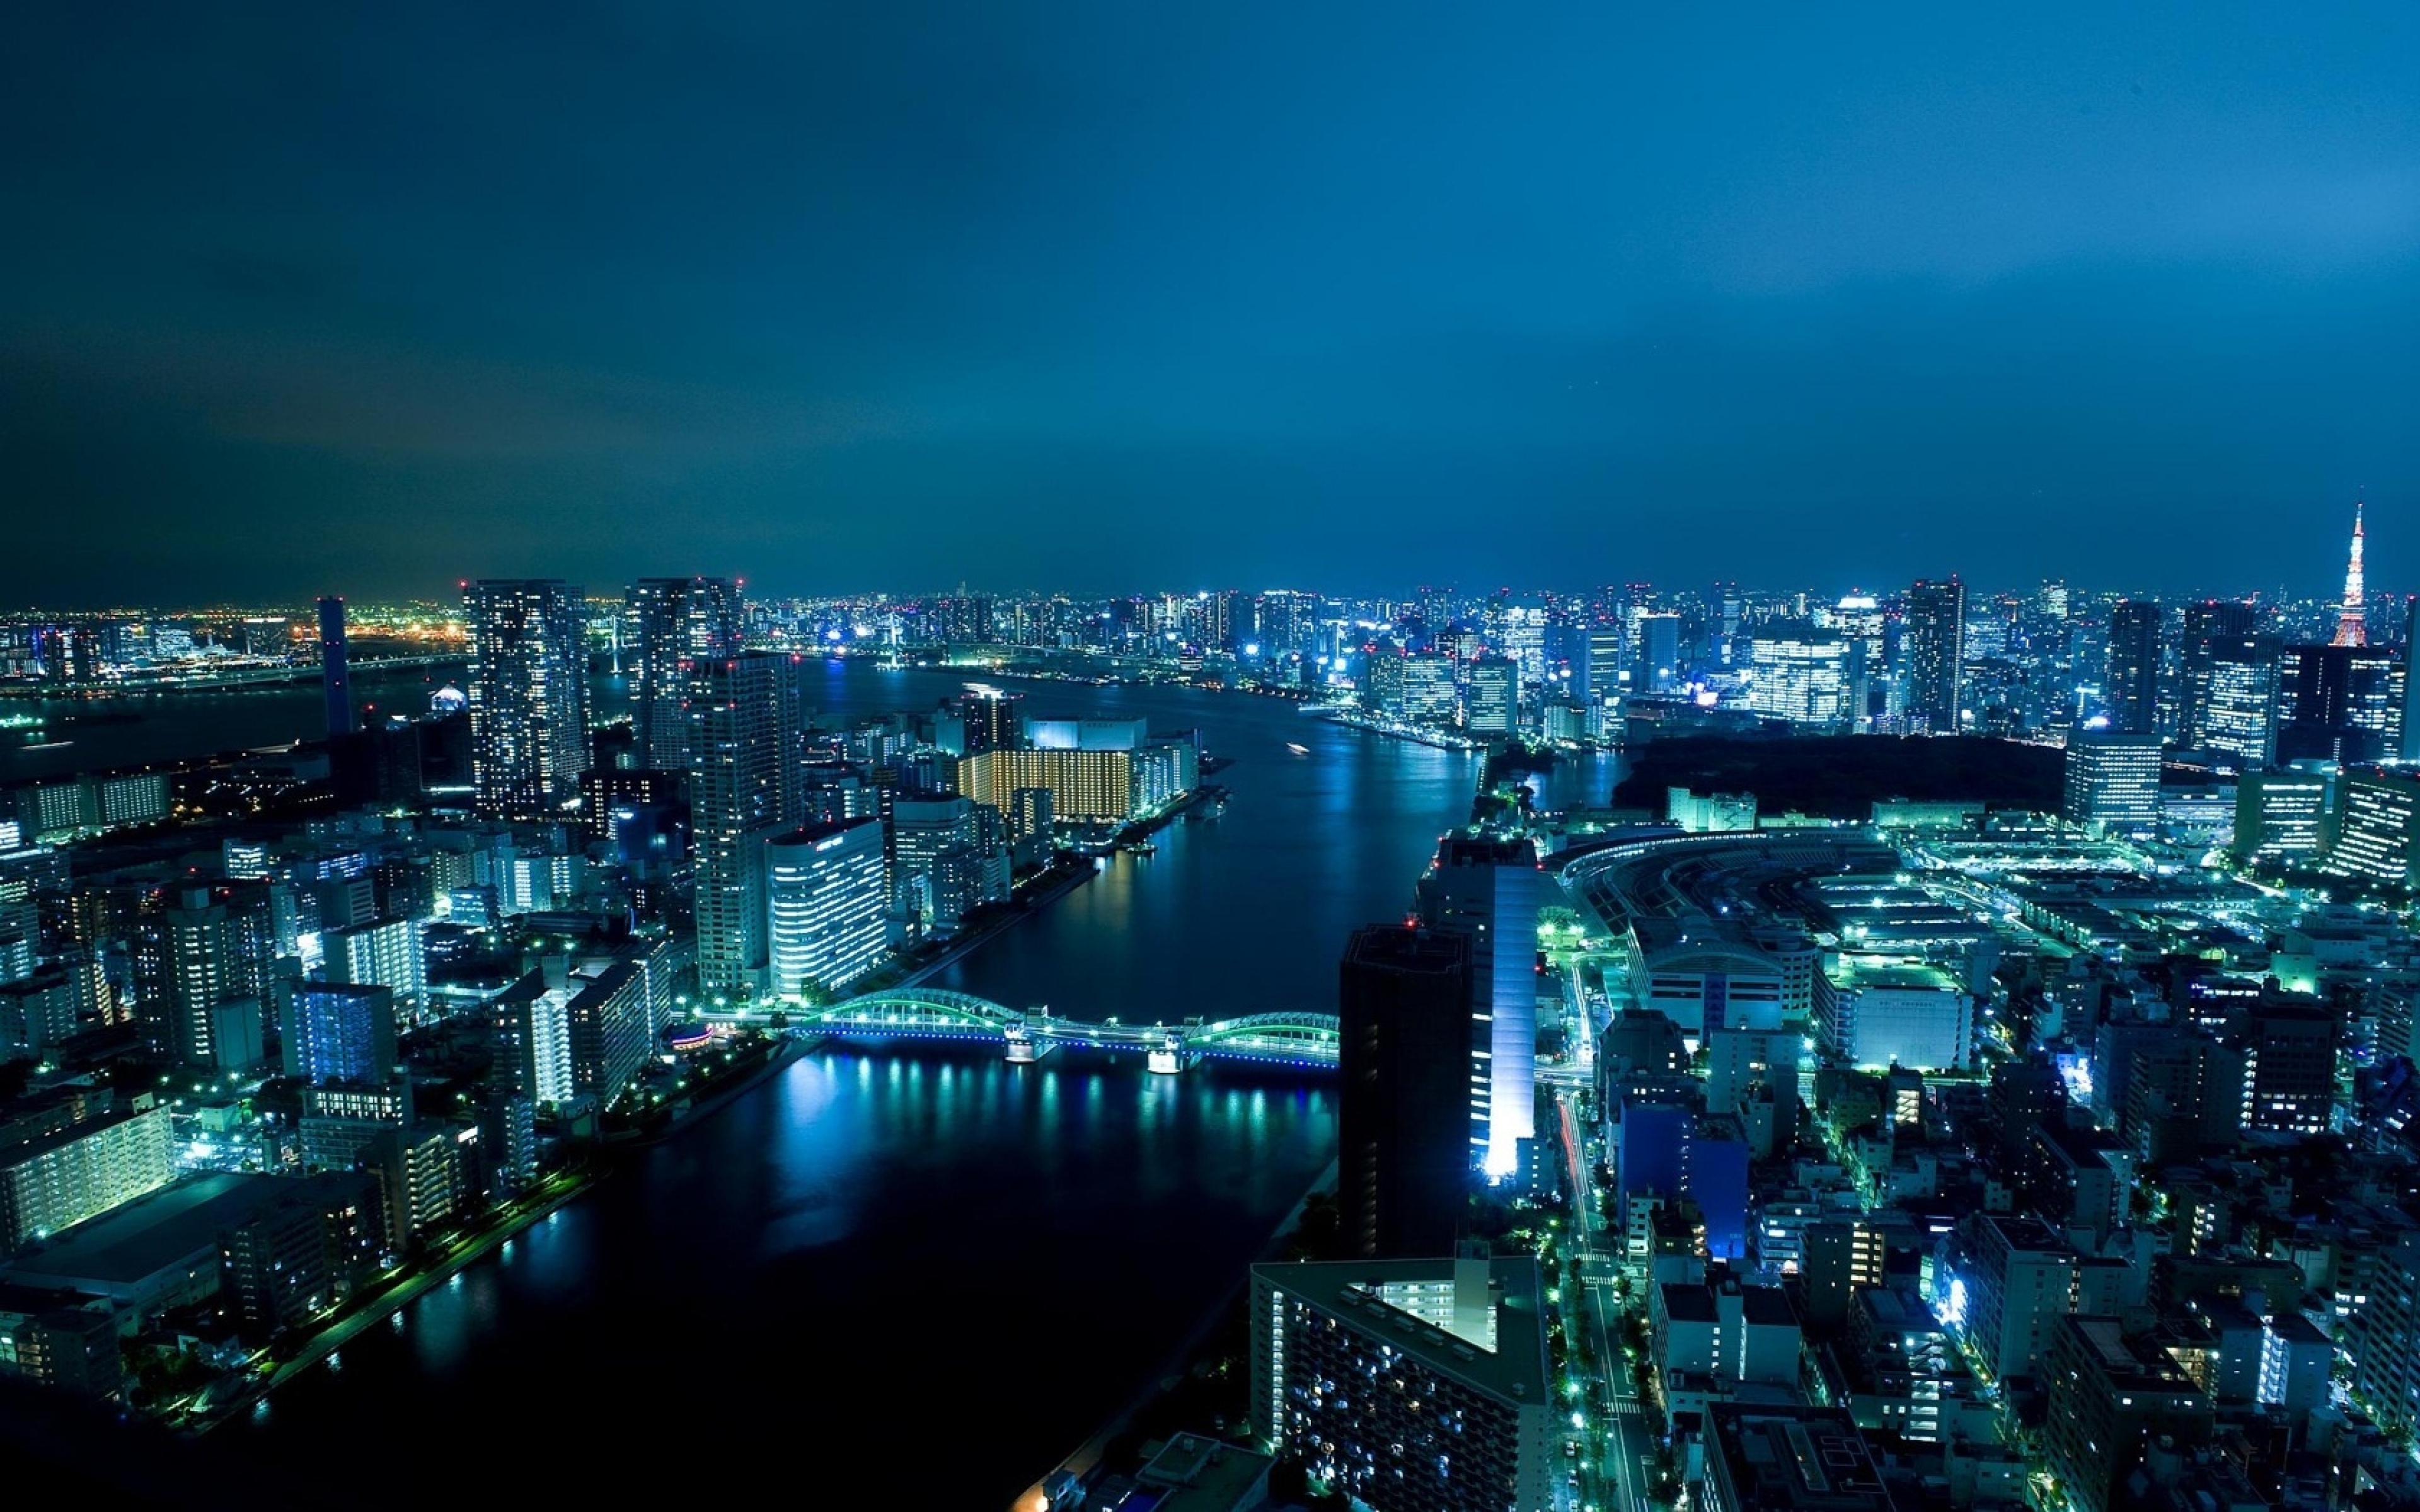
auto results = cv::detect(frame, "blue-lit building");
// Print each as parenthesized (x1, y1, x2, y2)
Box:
(1416, 837, 1545, 1177)
(280, 982, 398, 1087)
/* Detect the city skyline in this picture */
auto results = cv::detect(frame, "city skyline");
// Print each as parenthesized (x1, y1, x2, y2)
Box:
(6, 6, 2417, 604)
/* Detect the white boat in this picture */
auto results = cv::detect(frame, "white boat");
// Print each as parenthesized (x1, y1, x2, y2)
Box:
(1285, 742, 1310, 755)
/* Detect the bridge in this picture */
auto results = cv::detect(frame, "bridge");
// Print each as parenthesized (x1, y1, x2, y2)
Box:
(772, 987, 1340, 1073)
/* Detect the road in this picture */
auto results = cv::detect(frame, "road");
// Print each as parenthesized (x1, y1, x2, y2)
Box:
(1553, 1091, 1663, 1512)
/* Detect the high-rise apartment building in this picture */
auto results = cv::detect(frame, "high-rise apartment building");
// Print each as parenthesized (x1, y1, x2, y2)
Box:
(686, 652, 804, 999)
(626, 576, 740, 771)
(2042, 1316, 2214, 1512)
(1903, 578, 1966, 733)
(280, 982, 398, 1087)
(2106, 599, 2161, 734)
(1337, 925, 1472, 1260)
(1248, 1254, 1553, 1512)
(468, 580, 590, 819)
(0, 1103, 174, 1253)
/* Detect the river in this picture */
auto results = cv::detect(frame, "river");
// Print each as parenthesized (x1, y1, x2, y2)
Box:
(196, 662, 1483, 1506)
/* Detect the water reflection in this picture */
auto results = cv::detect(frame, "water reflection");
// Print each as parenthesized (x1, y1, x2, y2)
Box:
(236, 669, 1468, 1509)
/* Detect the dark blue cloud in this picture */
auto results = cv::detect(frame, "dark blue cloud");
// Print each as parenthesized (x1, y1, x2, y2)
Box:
(3, 2, 2415, 604)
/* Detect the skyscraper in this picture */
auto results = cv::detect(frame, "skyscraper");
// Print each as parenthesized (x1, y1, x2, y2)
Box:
(1904, 578, 1966, 733)
(1463, 655, 1516, 736)
(468, 580, 590, 820)
(1337, 925, 1473, 1260)
(1417, 837, 1545, 1176)
(2276, 643, 2401, 764)
(687, 652, 805, 999)
(2179, 600, 2260, 750)
(626, 576, 741, 771)
(2062, 732, 2163, 837)
(317, 595, 355, 737)
(1745, 622, 1850, 728)
(766, 817, 889, 999)
(2106, 600, 2160, 735)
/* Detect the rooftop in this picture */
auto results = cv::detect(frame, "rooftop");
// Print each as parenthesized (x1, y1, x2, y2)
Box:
(1, 1172, 280, 1288)
(1708, 1406, 1894, 1511)
(1252, 1255, 1549, 1406)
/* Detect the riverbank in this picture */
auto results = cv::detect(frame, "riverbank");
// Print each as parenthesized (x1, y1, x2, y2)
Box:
(876, 856, 1097, 995)
(1308, 706, 1487, 752)
(603, 1031, 813, 1149)
(183, 1167, 596, 1435)
(1010, 1157, 1342, 1511)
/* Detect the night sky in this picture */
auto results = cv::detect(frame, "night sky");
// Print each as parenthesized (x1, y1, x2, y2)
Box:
(4, 4, 2416, 605)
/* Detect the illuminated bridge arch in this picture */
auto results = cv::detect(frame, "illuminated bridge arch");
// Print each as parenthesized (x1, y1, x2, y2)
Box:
(802, 988, 1028, 1034)
(1187, 1012, 1341, 1063)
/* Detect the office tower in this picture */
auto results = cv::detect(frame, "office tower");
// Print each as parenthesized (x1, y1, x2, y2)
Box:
(2194, 632, 2277, 769)
(2334, 499, 2369, 647)
(1402, 654, 1458, 722)
(2232, 770, 2331, 866)
(1586, 624, 1625, 699)
(2276, 643, 2401, 764)
(1904, 578, 1966, 733)
(765, 817, 889, 999)
(1745, 622, 1849, 728)
(1248, 1254, 1553, 1512)
(626, 575, 740, 771)
(318, 595, 355, 737)
(1640, 612, 1682, 692)
(565, 961, 650, 1104)
(468, 580, 590, 819)
(2324, 769, 2420, 890)
(1361, 644, 1405, 714)
(1337, 925, 1473, 1260)
(2179, 600, 2259, 747)
(687, 651, 804, 999)
(1463, 655, 1516, 735)
(0, 1103, 174, 1253)
(2106, 599, 2160, 734)
(889, 793, 976, 921)
(1416, 837, 1545, 1176)
(2043, 1317, 2215, 1512)
(2061, 731, 2162, 836)
(281, 982, 398, 1087)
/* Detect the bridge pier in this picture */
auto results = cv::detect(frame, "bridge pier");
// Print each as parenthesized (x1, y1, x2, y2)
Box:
(1146, 1034, 1197, 1075)
(1006, 1027, 1057, 1064)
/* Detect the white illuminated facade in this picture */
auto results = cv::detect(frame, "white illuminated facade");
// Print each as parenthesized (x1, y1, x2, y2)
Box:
(1746, 624, 1850, 728)
(766, 816, 889, 999)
